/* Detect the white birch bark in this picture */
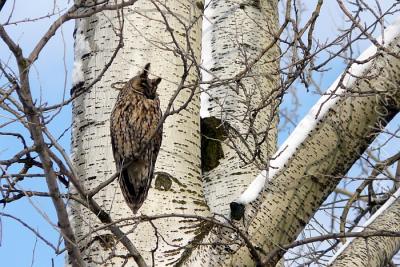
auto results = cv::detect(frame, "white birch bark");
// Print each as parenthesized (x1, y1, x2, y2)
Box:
(330, 194, 400, 266)
(202, 0, 280, 216)
(230, 32, 400, 267)
(184, 25, 400, 267)
(70, 1, 209, 266)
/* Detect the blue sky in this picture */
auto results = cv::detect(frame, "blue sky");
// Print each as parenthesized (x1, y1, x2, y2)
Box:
(0, 1, 399, 266)
(0, 1, 74, 266)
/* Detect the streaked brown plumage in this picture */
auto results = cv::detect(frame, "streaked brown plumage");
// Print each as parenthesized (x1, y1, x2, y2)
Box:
(110, 63, 162, 213)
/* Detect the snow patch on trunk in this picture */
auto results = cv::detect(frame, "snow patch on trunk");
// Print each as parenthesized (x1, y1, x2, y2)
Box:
(200, 0, 214, 118)
(72, 19, 90, 86)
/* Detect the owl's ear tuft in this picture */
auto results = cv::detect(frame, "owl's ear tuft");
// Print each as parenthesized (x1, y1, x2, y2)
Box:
(154, 77, 162, 87)
(140, 63, 151, 79)
(149, 77, 161, 91)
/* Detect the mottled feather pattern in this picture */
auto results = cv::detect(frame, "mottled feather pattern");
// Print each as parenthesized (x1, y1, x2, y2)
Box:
(110, 63, 162, 213)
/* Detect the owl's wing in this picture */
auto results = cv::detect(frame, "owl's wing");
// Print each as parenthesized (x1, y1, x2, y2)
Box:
(148, 124, 163, 180)
(110, 100, 143, 167)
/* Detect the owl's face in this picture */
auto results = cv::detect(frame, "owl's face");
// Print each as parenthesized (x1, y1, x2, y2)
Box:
(128, 63, 161, 100)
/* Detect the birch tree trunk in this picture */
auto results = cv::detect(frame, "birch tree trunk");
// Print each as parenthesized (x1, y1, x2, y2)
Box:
(202, 0, 280, 216)
(70, 1, 209, 265)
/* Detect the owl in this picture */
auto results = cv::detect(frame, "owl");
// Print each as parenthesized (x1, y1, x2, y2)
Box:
(110, 63, 162, 213)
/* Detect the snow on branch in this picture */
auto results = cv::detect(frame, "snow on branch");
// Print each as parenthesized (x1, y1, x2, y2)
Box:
(235, 19, 400, 205)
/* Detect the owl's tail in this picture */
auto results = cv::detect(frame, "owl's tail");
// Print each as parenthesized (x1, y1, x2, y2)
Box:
(118, 160, 151, 214)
